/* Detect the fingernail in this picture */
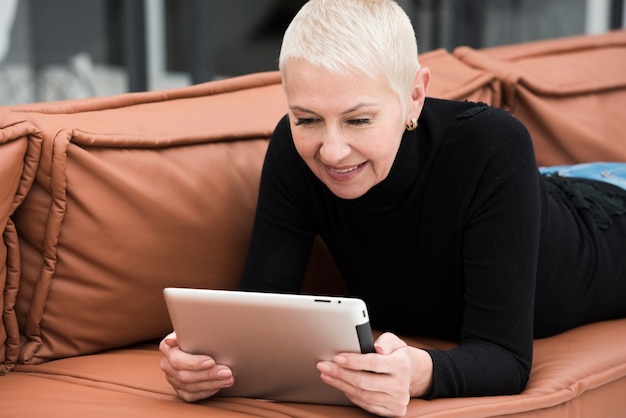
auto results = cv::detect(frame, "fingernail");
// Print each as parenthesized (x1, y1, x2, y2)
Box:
(334, 355, 347, 365)
(200, 359, 215, 368)
(317, 362, 331, 373)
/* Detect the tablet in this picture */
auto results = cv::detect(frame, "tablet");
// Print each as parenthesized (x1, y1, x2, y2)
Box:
(163, 287, 375, 405)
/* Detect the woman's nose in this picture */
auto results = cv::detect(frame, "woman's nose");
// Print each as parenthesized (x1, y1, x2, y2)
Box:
(319, 129, 351, 164)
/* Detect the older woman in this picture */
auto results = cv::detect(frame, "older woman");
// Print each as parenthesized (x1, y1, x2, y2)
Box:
(160, 1, 626, 416)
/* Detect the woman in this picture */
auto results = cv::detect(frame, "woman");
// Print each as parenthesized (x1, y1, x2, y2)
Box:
(160, 1, 626, 416)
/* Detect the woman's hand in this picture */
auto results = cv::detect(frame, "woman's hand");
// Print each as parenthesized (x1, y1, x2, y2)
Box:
(316, 332, 433, 417)
(159, 332, 234, 402)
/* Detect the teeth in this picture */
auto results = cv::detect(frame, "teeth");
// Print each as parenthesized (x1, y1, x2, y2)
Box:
(330, 165, 359, 174)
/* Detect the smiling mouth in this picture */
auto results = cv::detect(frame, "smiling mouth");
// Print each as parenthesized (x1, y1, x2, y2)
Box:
(329, 165, 362, 174)
(324, 162, 366, 181)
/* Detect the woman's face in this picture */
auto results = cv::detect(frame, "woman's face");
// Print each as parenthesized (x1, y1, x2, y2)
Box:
(283, 60, 410, 199)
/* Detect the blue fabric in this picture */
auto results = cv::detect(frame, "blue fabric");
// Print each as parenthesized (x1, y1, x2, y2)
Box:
(539, 162, 626, 191)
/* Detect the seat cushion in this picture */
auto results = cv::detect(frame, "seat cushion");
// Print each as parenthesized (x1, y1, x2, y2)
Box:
(5, 318, 626, 417)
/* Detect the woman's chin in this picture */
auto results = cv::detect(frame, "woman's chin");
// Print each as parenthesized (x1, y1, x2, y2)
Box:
(324, 182, 370, 200)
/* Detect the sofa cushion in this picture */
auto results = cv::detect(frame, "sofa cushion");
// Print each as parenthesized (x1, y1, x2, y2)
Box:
(6, 319, 626, 417)
(8, 73, 288, 364)
(2, 49, 500, 365)
(419, 48, 501, 106)
(454, 30, 626, 166)
(0, 119, 41, 374)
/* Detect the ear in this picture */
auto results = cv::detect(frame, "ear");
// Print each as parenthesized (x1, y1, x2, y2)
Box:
(413, 67, 430, 100)
(406, 67, 431, 123)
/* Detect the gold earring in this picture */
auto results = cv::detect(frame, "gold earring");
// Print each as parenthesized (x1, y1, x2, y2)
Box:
(406, 117, 418, 131)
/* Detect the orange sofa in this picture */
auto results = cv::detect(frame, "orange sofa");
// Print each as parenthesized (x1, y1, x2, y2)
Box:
(1, 31, 626, 417)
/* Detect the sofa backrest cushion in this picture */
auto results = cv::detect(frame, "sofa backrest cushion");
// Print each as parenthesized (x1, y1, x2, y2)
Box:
(3, 51, 499, 364)
(0, 119, 41, 373)
(9, 73, 288, 364)
(419, 48, 501, 107)
(454, 30, 626, 166)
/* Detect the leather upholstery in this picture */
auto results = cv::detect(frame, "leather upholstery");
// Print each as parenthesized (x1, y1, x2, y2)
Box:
(1, 31, 625, 417)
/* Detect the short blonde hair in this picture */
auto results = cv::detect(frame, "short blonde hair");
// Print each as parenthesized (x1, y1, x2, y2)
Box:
(279, 0, 420, 108)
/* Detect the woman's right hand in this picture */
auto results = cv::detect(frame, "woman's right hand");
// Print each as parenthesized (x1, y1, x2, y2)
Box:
(159, 332, 235, 402)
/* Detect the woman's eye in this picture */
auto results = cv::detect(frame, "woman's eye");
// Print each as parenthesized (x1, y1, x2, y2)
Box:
(294, 118, 317, 126)
(348, 118, 371, 126)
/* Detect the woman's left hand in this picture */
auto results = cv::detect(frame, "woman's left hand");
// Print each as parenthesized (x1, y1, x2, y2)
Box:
(317, 332, 433, 417)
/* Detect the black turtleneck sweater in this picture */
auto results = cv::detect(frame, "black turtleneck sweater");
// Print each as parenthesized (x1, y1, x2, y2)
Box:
(240, 98, 626, 398)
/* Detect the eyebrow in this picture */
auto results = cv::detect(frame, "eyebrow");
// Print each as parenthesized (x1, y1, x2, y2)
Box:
(289, 102, 379, 116)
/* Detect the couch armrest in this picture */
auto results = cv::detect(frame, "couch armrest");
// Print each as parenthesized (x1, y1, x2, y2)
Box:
(0, 117, 42, 373)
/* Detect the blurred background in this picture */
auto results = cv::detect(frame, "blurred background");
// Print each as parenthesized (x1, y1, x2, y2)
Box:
(0, 0, 624, 105)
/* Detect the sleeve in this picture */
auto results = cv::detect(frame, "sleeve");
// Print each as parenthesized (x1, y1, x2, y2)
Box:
(425, 107, 542, 398)
(239, 116, 317, 293)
